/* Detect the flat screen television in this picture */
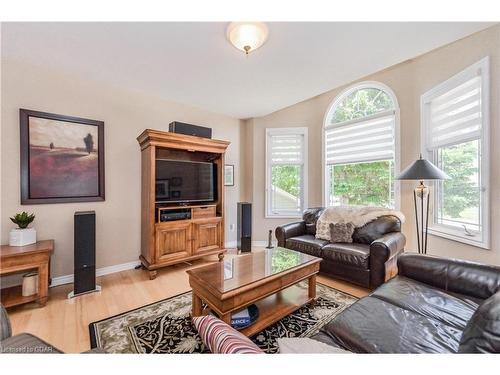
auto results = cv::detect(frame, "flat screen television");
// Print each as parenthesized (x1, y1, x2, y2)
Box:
(155, 159, 217, 203)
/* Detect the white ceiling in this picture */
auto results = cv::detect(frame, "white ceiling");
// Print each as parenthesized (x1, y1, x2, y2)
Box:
(2, 22, 495, 119)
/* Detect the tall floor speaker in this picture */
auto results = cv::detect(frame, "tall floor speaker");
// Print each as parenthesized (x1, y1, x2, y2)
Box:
(68, 211, 101, 298)
(237, 202, 252, 252)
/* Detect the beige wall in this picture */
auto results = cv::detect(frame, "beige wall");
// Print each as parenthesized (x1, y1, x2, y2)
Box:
(247, 25, 500, 265)
(1, 24, 499, 284)
(0, 60, 242, 279)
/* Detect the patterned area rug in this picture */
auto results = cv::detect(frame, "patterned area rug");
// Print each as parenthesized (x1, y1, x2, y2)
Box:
(89, 282, 357, 353)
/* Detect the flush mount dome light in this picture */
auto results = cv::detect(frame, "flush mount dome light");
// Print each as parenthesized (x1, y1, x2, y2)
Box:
(226, 22, 269, 55)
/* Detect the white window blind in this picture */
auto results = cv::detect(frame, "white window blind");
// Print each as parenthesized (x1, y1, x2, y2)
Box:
(266, 128, 308, 218)
(426, 75, 482, 149)
(270, 134, 304, 164)
(325, 113, 395, 165)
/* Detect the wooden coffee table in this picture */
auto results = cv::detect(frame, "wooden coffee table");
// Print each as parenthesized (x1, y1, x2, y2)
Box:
(187, 247, 321, 336)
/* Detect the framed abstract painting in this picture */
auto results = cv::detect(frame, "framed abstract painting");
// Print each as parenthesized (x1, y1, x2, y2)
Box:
(20, 109, 105, 204)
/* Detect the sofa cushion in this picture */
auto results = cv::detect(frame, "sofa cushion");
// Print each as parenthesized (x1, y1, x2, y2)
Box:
(329, 222, 355, 243)
(458, 291, 500, 353)
(352, 215, 401, 244)
(371, 276, 479, 330)
(302, 208, 325, 235)
(192, 315, 263, 354)
(320, 296, 462, 353)
(285, 235, 328, 257)
(321, 243, 370, 269)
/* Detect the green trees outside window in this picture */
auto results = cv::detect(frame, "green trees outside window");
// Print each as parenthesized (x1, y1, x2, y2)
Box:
(331, 87, 394, 125)
(328, 160, 393, 207)
(437, 140, 480, 230)
(271, 165, 300, 197)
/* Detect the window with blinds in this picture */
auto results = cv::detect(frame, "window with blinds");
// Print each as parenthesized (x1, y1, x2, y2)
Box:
(325, 114, 395, 165)
(426, 75, 482, 149)
(422, 57, 490, 249)
(266, 128, 308, 217)
(323, 84, 397, 208)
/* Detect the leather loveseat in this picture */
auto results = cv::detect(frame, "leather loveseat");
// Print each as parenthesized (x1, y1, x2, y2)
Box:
(313, 253, 500, 353)
(275, 207, 406, 289)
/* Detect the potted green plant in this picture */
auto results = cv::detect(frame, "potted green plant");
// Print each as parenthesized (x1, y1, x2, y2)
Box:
(9, 212, 36, 246)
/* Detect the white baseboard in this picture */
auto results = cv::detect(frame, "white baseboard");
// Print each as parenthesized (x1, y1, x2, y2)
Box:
(50, 260, 141, 288)
(50, 274, 74, 287)
(224, 240, 278, 249)
(252, 240, 278, 247)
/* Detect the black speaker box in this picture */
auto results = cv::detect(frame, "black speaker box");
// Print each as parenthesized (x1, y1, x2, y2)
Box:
(169, 121, 212, 139)
(74, 211, 96, 295)
(237, 202, 252, 252)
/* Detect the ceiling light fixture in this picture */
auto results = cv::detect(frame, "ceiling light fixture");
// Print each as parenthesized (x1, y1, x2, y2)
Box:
(226, 22, 269, 55)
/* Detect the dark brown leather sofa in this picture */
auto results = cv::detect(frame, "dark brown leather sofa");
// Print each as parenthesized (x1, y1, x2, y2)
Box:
(313, 253, 500, 353)
(275, 207, 406, 289)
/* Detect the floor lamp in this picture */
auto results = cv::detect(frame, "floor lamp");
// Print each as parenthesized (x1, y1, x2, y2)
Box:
(397, 155, 449, 254)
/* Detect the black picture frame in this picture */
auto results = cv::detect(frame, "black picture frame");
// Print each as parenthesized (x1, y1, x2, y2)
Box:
(20, 108, 105, 204)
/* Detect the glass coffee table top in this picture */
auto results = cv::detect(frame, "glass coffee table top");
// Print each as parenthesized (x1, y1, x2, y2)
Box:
(187, 247, 321, 294)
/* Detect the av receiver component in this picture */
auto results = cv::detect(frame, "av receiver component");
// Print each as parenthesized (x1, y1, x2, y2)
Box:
(159, 208, 192, 222)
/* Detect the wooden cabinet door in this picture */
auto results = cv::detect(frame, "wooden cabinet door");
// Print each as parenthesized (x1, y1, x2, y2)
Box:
(192, 218, 222, 255)
(155, 221, 192, 263)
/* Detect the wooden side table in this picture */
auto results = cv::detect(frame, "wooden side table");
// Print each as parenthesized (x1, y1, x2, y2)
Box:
(0, 240, 54, 308)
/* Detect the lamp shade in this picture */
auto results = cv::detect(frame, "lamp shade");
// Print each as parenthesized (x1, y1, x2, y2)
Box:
(397, 157, 450, 180)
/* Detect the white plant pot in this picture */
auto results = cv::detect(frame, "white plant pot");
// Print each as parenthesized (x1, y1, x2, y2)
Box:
(9, 228, 37, 246)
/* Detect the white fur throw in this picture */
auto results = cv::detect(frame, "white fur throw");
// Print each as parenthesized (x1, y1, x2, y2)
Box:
(315, 206, 405, 241)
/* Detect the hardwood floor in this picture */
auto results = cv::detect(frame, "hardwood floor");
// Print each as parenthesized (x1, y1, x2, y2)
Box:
(6, 250, 369, 353)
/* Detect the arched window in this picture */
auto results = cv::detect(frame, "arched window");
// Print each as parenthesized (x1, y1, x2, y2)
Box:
(323, 82, 399, 208)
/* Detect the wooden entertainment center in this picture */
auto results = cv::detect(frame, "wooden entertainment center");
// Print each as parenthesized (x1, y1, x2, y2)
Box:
(137, 129, 229, 279)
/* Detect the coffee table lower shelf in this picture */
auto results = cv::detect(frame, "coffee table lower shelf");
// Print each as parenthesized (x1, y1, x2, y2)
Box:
(241, 285, 314, 337)
(201, 284, 314, 337)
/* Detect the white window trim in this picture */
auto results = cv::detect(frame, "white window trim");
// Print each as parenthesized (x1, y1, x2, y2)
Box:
(421, 56, 490, 249)
(265, 127, 308, 218)
(322, 81, 401, 209)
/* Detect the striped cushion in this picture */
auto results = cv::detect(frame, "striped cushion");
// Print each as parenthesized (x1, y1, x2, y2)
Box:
(192, 315, 263, 354)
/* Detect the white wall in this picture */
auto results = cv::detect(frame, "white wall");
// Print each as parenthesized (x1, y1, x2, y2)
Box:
(1, 60, 242, 279)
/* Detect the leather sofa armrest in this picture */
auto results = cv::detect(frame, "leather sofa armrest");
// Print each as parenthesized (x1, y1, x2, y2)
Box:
(275, 221, 306, 247)
(397, 253, 500, 300)
(0, 304, 12, 341)
(370, 232, 406, 263)
(369, 232, 406, 288)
